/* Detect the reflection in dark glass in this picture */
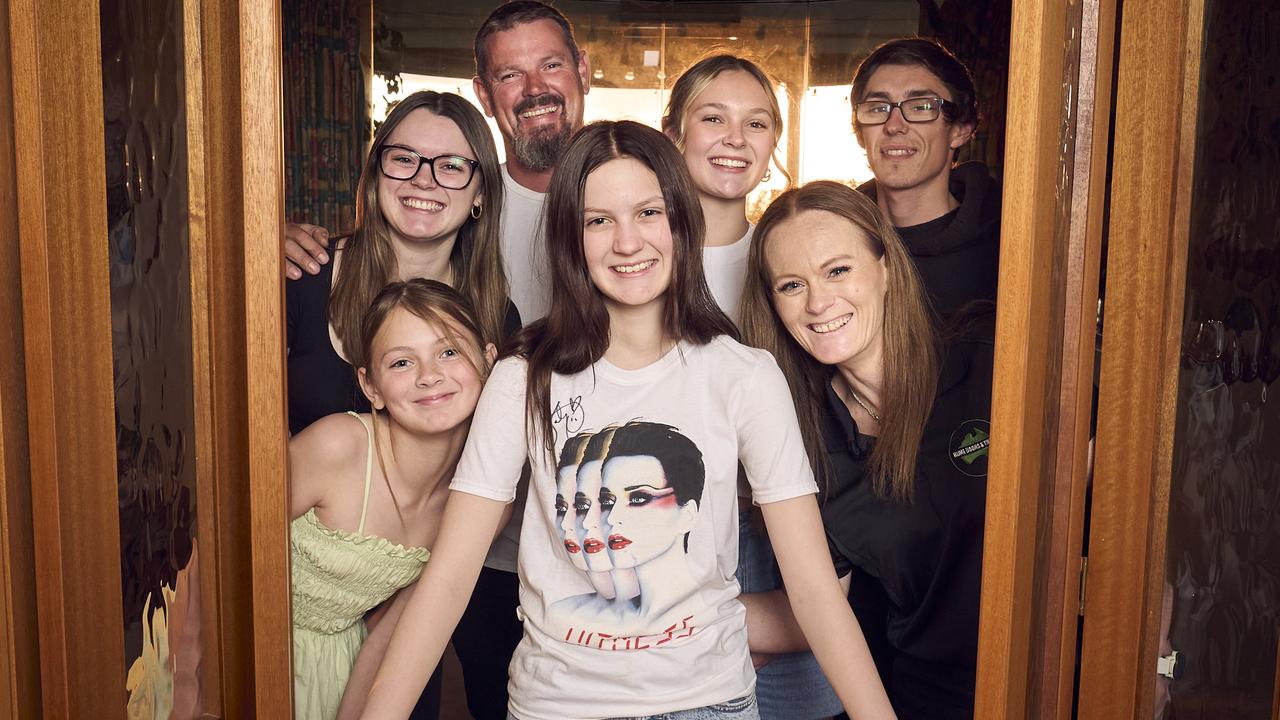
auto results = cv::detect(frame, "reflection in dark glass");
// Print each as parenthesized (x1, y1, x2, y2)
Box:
(100, 0, 202, 713)
(1161, 1, 1280, 717)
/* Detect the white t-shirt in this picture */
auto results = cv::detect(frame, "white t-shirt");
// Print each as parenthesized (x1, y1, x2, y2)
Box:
(500, 164, 551, 324)
(702, 224, 753, 326)
(451, 337, 818, 719)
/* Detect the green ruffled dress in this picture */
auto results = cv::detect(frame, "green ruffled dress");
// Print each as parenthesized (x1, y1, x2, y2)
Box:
(290, 412, 430, 719)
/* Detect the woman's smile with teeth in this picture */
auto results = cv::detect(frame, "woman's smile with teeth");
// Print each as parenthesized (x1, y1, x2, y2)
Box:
(612, 259, 657, 274)
(810, 314, 852, 333)
(402, 197, 444, 211)
(710, 157, 749, 168)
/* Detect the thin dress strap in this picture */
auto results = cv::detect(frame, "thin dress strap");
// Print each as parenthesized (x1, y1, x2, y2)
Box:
(346, 411, 375, 535)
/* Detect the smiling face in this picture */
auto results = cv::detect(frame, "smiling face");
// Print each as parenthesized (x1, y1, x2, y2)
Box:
(581, 157, 674, 315)
(854, 63, 974, 201)
(473, 19, 589, 172)
(376, 109, 482, 248)
(599, 454, 697, 569)
(676, 69, 778, 202)
(357, 307, 489, 436)
(764, 209, 888, 369)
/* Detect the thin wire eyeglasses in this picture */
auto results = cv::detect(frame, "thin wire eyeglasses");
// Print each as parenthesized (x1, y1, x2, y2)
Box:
(378, 145, 480, 189)
(854, 96, 955, 126)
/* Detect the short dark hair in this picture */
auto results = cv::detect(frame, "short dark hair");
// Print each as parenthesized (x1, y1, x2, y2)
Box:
(474, 1, 581, 83)
(604, 422, 705, 508)
(850, 37, 979, 129)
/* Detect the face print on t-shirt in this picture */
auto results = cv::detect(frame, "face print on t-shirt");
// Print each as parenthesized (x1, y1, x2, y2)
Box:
(548, 420, 706, 638)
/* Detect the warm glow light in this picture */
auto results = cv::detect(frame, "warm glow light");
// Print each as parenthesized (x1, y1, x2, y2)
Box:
(374, 75, 874, 196)
(800, 85, 874, 186)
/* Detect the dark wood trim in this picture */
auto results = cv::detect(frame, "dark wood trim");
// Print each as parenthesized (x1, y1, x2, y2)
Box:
(8, 0, 127, 715)
(0, 0, 41, 714)
(239, 0, 294, 715)
(974, 0, 1070, 716)
(1076, 0, 1206, 715)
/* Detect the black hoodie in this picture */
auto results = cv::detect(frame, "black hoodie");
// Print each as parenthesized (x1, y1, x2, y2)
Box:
(859, 162, 1001, 317)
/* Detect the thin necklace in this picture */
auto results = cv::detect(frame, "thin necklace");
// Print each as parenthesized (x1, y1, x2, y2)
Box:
(841, 379, 882, 422)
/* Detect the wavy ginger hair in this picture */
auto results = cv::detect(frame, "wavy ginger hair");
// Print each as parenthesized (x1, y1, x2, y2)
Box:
(739, 181, 938, 502)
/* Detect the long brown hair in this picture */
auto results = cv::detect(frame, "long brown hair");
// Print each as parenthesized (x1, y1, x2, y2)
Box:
(661, 53, 792, 187)
(330, 91, 508, 362)
(511, 121, 737, 461)
(739, 181, 938, 502)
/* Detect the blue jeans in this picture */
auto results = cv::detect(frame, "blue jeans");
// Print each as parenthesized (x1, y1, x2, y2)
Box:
(506, 695, 759, 720)
(737, 511, 842, 720)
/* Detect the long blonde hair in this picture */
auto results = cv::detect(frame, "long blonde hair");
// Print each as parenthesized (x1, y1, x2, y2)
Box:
(739, 181, 938, 502)
(330, 91, 508, 361)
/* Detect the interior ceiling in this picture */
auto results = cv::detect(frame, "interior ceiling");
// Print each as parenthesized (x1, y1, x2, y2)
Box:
(375, 0, 921, 88)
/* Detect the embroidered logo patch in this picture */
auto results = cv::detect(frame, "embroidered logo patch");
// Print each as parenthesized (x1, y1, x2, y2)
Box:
(948, 419, 990, 477)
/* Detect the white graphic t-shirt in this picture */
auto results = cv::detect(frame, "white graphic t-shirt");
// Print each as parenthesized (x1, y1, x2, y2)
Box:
(451, 337, 818, 719)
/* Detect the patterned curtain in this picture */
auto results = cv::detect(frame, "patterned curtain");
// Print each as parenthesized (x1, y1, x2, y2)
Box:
(283, 0, 369, 232)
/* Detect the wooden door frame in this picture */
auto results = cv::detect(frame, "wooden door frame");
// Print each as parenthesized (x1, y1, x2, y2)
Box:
(975, 0, 1118, 718)
(7, 0, 128, 715)
(187, 0, 292, 716)
(0, 0, 40, 715)
(1, 0, 292, 715)
(1077, 0, 1207, 716)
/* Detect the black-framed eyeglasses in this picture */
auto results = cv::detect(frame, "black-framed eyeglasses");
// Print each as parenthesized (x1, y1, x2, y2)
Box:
(377, 145, 481, 189)
(854, 96, 954, 126)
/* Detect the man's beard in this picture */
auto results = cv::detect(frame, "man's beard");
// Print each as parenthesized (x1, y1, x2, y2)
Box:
(510, 91, 576, 172)
(511, 123, 573, 172)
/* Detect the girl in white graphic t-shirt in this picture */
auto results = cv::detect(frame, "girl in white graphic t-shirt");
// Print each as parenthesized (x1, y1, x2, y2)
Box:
(350, 121, 894, 720)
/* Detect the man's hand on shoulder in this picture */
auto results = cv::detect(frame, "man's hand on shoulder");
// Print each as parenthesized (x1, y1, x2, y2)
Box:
(285, 222, 331, 280)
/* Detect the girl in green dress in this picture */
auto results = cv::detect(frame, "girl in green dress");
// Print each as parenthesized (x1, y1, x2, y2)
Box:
(289, 279, 496, 719)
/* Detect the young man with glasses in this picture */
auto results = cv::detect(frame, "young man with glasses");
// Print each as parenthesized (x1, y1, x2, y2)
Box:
(851, 37, 1001, 318)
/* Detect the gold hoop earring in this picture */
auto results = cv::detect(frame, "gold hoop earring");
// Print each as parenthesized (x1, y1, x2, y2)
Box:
(762, 168, 772, 183)
(471, 204, 483, 219)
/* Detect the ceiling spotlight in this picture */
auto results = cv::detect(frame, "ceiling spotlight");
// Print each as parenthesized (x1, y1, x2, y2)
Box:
(593, 68, 604, 79)
(624, 70, 636, 81)
(728, 36, 739, 41)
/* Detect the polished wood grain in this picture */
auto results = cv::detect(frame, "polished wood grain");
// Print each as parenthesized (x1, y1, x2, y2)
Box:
(1032, 2, 1116, 718)
(974, 0, 1069, 716)
(1076, 0, 1206, 715)
(0, 0, 41, 715)
(182, 0, 229, 715)
(8, 0, 127, 715)
(187, 0, 292, 715)
(239, 0, 294, 715)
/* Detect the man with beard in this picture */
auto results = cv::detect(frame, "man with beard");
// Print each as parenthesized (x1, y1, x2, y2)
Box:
(469, 0, 589, 322)
(284, 5, 589, 719)
(284, 1, 588, 327)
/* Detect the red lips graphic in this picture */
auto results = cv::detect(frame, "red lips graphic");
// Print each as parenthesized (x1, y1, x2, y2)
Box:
(563, 540, 580, 554)
(583, 538, 605, 554)
(608, 534, 632, 550)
